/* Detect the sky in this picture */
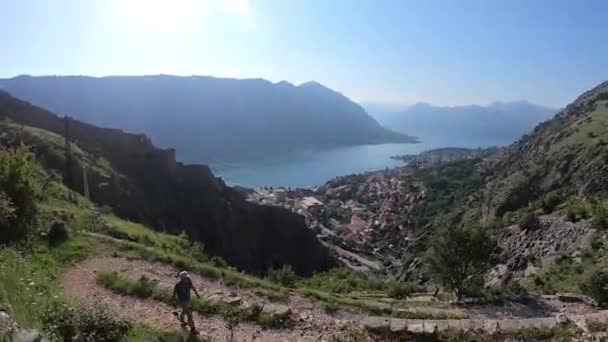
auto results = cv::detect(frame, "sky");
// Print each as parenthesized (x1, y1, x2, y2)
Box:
(0, 0, 606, 107)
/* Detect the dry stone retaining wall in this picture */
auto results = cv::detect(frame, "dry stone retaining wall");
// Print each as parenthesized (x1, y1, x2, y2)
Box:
(363, 310, 608, 336)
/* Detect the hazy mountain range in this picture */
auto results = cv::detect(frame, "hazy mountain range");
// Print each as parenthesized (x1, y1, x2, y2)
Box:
(0, 75, 415, 163)
(364, 101, 557, 147)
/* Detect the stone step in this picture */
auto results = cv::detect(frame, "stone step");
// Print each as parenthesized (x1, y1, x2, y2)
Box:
(363, 310, 608, 336)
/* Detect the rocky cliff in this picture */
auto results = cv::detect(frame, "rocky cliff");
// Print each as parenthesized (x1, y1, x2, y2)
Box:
(0, 90, 334, 275)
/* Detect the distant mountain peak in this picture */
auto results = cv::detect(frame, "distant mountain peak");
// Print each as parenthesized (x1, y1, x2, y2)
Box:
(0, 75, 416, 162)
(276, 80, 294, 87)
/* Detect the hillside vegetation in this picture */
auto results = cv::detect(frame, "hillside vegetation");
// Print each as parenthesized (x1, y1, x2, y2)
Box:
(0, 90, 333, 275)
(3, 82, 608, 341)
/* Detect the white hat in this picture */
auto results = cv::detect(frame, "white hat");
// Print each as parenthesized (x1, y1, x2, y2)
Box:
(179, 271, 190, 279)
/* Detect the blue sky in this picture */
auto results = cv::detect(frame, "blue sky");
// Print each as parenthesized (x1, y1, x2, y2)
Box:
(1, 0, 606, 107)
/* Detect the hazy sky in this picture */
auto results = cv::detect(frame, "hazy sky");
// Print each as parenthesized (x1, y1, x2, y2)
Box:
(1, 0, 606, 107)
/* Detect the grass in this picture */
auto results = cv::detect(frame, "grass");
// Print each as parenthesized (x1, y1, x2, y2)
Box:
(102, 234, 285, 294)
(0, 234, 94, 329)
(95, 271, 294, 330)
(130, 326, 213, 342)
(96, 271, 159, 299)
(0, 120, 115, 178)
(526, 245, 607, 294)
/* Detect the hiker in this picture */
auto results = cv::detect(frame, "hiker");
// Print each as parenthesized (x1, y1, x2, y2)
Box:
(173, 271, 201, 332)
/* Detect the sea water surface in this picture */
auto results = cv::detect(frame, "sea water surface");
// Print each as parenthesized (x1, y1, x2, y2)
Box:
(210, 143, 430, 188)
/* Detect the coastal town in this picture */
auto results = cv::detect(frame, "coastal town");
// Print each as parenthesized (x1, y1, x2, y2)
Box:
(246, 147, 495, 276)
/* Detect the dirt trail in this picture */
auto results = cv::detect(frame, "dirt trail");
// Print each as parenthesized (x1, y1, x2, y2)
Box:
(61, 256, 606, 341)
(60, 257, 353, 341)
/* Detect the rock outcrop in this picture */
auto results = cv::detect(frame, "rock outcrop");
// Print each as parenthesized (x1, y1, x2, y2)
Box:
(0, 305, 48, 342)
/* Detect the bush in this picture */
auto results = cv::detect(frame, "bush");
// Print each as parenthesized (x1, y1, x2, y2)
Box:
(323, 301, 339, 315)
(266, 265, 298, 288)
(42, 304, 132, 341)
(519, 212, 541, 230)
(541, 194, 561, 214)
(582, 268, 608, 308)
(297, 268, 383, 294)
(426, 225, 497, 300)
(386, 280, 415, 299)
(210, 256, 228, 268)
(96, 272, 158, 299)
(0, 146, 42, 244)
(0, 192, 15, 226)
(565, 199, 590, 222)
(591, 203, 608, 230)
(48, 221, 69, 247)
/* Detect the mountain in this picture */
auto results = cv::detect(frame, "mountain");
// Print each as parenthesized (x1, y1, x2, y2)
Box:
(364, 101, 556, 147)
(302, 81, 608, 289)
(481, 81, 608, 219)
(0, 89, 334, 275)
(0, 75, 416, 163)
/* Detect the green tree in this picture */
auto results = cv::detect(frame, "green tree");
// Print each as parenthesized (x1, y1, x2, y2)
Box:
(582, 268, 608, 308)
(0, 146, 42, 244)
(426, 225, 497, 300)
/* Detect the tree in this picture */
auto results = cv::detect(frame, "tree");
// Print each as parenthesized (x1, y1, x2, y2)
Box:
(582, 268, 608, 308)
(0, 146, 42, 244)
(426, 225, 497, 300)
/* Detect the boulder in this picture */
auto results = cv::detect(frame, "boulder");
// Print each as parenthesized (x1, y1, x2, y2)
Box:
(262, 304, 291, 317)
(362, 316, 389, 333)
(0, 309, 12, 335)
(225, 296, 242, 306)
(11, 329, 48, 342)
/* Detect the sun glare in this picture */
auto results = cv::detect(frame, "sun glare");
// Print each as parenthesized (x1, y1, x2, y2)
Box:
(113, 0, 205, 32)
(112, 0, 251, 33)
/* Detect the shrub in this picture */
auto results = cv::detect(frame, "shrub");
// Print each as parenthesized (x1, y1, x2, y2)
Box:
(323, 301, 339, 315)
(541, 194, 561, 214)
(591, 203, 608, 230)
(426, 225, 497, 300)
(582, 268, 608, 308)
(565, 199, 590, 222)
(386, 280, 415, 299)
(47, 221, 69, 247)
(0, 192, 15, 226)
(42, 304, 132, 341)
(266, 265, 298, 288)
(297, 268, 383, 294)
(131, 275, 158, 298)
(190, 298, 220, 316)
(95, 272, 158, 299)
(221, 306, 248, 342)
(519, 212, 541, 230)
(210, 256, 228, 268)
(0, 146, 42, 244)
(256, 312, 294, 330)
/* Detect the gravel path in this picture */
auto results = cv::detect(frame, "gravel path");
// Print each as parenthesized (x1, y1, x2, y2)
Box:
(60, 256, 355, 341)
(60, 256, 605, 341)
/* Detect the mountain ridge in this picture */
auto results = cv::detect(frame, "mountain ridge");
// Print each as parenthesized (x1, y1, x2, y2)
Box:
(365, 100, 556, 147)
(0, 75, 416, 163)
